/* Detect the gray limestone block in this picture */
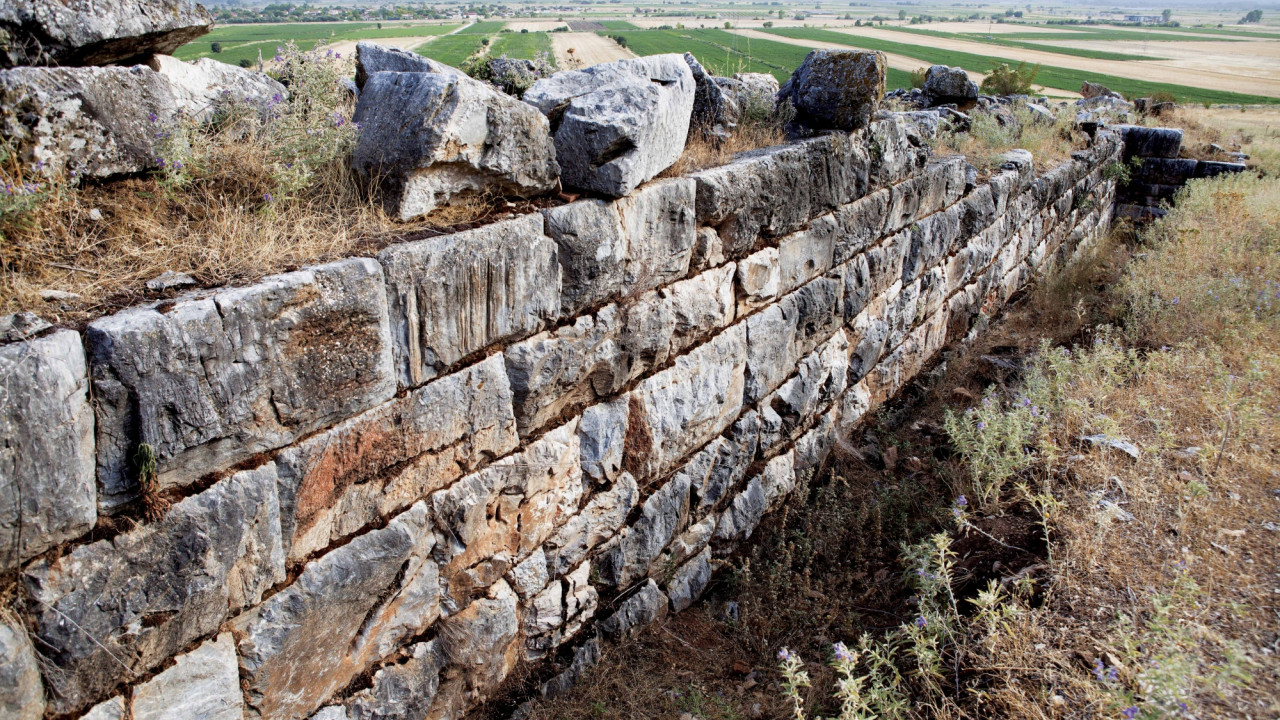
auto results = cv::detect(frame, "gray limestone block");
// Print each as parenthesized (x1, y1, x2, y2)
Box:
(922, 65, 977, 105)
(758, 330, 849, 453)
(679, 409, 760, 515)
(777, 214, 838, 296)
(353, 71, 558, 221)
(794, 409, 838, 485)
(0, 329, 96, 570)
(24, 464, 284, 716)
(0, 615, 42, 720)
(736, 247, 779, 315)
(866, 114, 930, 189)
(598, 579, 668, 639)
(779, 49, 886, 131)
(615, 178, 697, 296)
(540, 636, 602, 699)
(355, 41, 463, 89)
(274, 353, 519, 562)
(1113, 124, 1183, 159)
(714, 450, 794, 543)
(0, 0, 212, 67)
(235, 501, 439, 720)
(902, 202, 963, 282)
(832, 188, 889, 265)
(598, 472, 692, 587)
(525, 55, 695, 197)
(545, 472, 639, 578)
(147, 54, 286, 121)
(80, 697, 127, 720)
(956, 184, 997, 239)
(379, 213, 560, 387)
(88, 257, 394, 511)
(744, 275, 844, 404)
(691, 141, 816, 257)
(342, 640, 447, 720)
(839, 252, 872, 323)
(625, 323, 748, 479)
(544, 199, 628, 317)
(666, 546, 713, 613)
(432, 584, 521, 713)
(578, 396, 630, 484)
(130, 633, 242, 720)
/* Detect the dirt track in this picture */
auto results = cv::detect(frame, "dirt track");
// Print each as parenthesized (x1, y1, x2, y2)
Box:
(549, 32, 635, 69)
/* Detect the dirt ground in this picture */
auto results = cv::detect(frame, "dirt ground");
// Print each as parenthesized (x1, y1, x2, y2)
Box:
(549, 32, 636, 69)
(318, 35, 444, 62)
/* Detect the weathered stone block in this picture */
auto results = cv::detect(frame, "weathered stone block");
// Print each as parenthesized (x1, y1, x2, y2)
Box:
(691, 142, 816, 256)
(545, 472, 639, 577)
(354, 41, 462, 89)
(833, 188, 889, 264)
(625, 323, 747, 479)
(867, 115, 930, 189)
(736, 247, 780, 314)
(379, 213, 560, 386)
(666, 546, 712, 613)
(902, 202, 962, 281)
(779, 49, 885, 131)
(544, 199, 628, 316)
(922, 65, 977, 105)
(131, 633, 242, 720)
(598, 579, 668, 639)
(275, 354, 518, 562)
(883, 157, 966, 235)
(778, 214, 838, 296)
(1114, 124, 1182, 159)
(598, 472, 691, 587)
(0, 329, 96, 570)
(25, 465, 284, 716)
(1, 0, 212, 67)
(714, 449, 794, 542)
(88, 258, 394, 510)
(678, 410, 760, 515)
(616, 178, 697, 295)
(431, 583, 521, 718)
(336, 640, 445, 720)
(579, 396, 629, 484)
(235, 501, 438, 720)
(744, 276, 844, 403)
(758, 330, 849, 452)
(81, 698, 126, 720)
(0, 615, 42, 720)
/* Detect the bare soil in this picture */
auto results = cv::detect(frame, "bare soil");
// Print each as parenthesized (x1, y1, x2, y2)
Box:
(550, 32, 636, 69)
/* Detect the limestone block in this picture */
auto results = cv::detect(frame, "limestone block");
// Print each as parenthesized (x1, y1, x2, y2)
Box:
(80, 698, 126, 720)
(866, 115, 930, 189)
(524, 55, 695, 197)
(794, 409, 838, 485)
(736, 247, 780, 314)
(832, 188, 889, 265)
(539, 636, 602, 699)
(379, 213, 560, 386)
(0, 616, 42, 720)
(778, 214, 838, 296)
(431, 420, 584, 584)
(922, 65, 977, 105)
(956, 184, 997, 239)
(779, 50, 885, 131)
(691, 226, 726, 272)
(902, 202, 962, 281)
(275, 354, 519, 561)
(235, 502, 439, 720)
(543, 199, 628, 316)
(353, 72, 558, 221)
(691, 141, 819, 257)
(884, 157, 966, 235)
(598, 579, 668, 639)
(131, 634, 242, 720)
(431, 583, 521, 717)
(758, 330, 849, 452)
(354, 41, 463, 89)
(677, 410, 760, 515)
(615, 178, 697, 296)
(341, 641, 446, 720)
(545, 472, 639, 577)
(836, 379, 872, 440)
(0, 329, 96, 570)
(1114, 124, 1183, 159)
(88, 258, 394, 510)
(848, 292, 891, 382)
(0, 0, 212, 67)
(666, 546, 713, 613)
(579, 396, 629, 484)
(148, 54, 285, 121)
(744, 276, 844, 403)
(865, 229, 909, 299)
(625, 323, 747, 479)
(839, 253, 872, 322)
(598, 472, 691, 587)
(509, 548, 551, 600)
(26, 465, 284, 716)
(714, 450, 795, 542)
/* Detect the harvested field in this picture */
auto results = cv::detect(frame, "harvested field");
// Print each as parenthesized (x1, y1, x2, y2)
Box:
(730, 28, 973, 83)
(551, 31, 636, 68)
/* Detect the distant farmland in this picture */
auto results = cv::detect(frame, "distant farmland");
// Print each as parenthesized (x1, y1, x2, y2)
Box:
(175, 22, 460, 63)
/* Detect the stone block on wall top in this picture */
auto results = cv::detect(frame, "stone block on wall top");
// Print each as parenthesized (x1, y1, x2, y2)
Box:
(24, 464, 284, 717)
(778, 49, 885, 131)
(1, 328, 96, 571)
(235, 501, 439, 720)
(275, 353, 519, 562)
(87, 257, 394, 511)
(379, 213, 560, 387)
(1, 0, 213, 68)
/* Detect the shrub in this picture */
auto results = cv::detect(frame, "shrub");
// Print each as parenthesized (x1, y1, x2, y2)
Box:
(211, 41, 222, 53)
(980, 61, 1040, 96)
(909, 66, 927, 89)
(238, 58, 254, 68)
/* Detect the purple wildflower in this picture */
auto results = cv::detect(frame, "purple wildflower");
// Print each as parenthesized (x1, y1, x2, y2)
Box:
(263, 192, 272, 202)
(956, 495, 968, 506)
(777, 648, 792, 662)
(1121, 707, 1139, 719)
(148, 112, 158, 123)
(1092, 658, 1105, 682)
(977, 421, 987, 430)
(833, 642, 853, 662)
(915, 615, 927, 628)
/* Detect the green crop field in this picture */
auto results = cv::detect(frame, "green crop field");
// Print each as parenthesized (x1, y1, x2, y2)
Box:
(175, 22, 460, 61)
(457, 20, 507, 35)
(416, 34, 488, 67)
(760, 27, 1280, 104)
(883, 26, 1167, 60)
(598, 20, 639, 30)
(598, 27, 911, 89)
(992, 25, 1245, 42)
(489, 31, 555, 64)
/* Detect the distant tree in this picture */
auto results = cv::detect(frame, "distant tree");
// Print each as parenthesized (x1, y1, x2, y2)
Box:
(898, 8, 906, 19)
(981, 61, 1040, 95)
(211, 42, 222, 53)
(521, 27, 528, 32)
(1242, 9, 1263, 22)
(724, 20, 731, 28)
(376, 21, 382, 28)
(763, 20, 773, 27)
(854, 18, 861, 26)
(238, 58, 253, 67)
(1161, 9, 1172, 23)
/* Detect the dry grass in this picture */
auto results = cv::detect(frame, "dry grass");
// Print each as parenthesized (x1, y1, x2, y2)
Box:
(933, 105, 1088, 176)
(661, 119, 789, 178)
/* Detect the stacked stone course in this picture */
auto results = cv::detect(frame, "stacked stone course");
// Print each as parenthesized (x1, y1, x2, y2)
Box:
(0, 112, 1126, 719)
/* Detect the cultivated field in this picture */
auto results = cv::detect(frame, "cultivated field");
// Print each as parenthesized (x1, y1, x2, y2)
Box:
(549, 32, 635, 69)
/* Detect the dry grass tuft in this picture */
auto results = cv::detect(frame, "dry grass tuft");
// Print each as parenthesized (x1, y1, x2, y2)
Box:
(933, 104, 1087, 177)
(662, 117, 789, 178)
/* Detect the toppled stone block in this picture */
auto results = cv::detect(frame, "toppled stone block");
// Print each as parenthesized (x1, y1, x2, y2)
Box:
(379, 213, 560, 386)
(684, 54, 779, 138)
(235, 502, 439, 720)
(525, 55, 694, 197)
(130, 633, 242, 720)
(355, 41, 462, 89)
(598, 579, 668, 639)
(275, 354, 519, 561)
(88, 257, 394, 510)
(25, 464, 284, 716)
(354, 71, 558, 221)
(922, 65, 977, 106)
(666, 546, 712, 613)
(779, 49, 885, 131)
(148, 54, 285, 120)
(625, 323, 747, 479)
(1, 329, 95, 570)
(598, 472, 691, 587)
(0, 616, 42, 720)
(0, 0, 212, 67)
(1080, 80, 1122, 99)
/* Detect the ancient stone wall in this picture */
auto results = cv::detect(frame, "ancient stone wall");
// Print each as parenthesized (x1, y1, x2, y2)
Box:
(0, 117, 1123, 720)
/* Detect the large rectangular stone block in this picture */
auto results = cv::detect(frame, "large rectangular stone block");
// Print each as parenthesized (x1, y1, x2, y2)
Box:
(883, 157, 965, 235)
(130, 634, 242, 720)
(615, 178, 697, 295)
(866, 114, 930, 189)
(25, 464, 284, 716)
(379, 213, 560, 387)
(777, 214, 837, 296)
(833, 187, 889, 265)
(544, 199, 628, 317)
(758, 330, 849, 453)
(1, 328, 96, 570)
(275, 354, 519, 562)
(625, 323, 747, 479)
(235, 501, 439, 720)
(744, 276, 844, 403)
(87, 258, 394, 511)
